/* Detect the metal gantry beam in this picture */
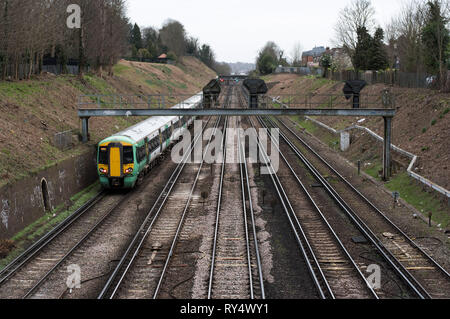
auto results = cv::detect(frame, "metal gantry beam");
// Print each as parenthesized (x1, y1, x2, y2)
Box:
(78, 108, 396, 180)
(78, 108, 395, 118)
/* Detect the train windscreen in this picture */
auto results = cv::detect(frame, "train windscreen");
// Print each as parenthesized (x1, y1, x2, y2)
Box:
(123, 146, 134, 164)
(99, 147, 108, 164)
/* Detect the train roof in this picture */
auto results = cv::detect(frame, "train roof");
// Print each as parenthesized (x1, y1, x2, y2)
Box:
(104, 93, 202, 144)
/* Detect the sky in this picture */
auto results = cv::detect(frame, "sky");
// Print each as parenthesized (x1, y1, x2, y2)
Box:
(126, 0, 405, 63)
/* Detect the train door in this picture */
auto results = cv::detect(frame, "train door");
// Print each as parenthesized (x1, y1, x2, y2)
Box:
(109, 144, 123, 178)
(159, 128, 164, 152)
(145, 137, 149, 164)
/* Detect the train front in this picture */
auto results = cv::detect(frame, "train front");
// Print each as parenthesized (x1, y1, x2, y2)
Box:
(97, 138, 137, 189)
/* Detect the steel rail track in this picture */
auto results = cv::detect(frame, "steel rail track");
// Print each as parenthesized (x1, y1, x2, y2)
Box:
(208, 86, 265, 299)
(152, 115, 225, 299)
(207, 115, 229, 299)
(0, 191, 105, 286)
(99, 87, 234, 299)
(22, 192, 131, 299)
(266, 116, 450, 299)
(237, 117, 266, 299)
(243, 113, 331, 298)
(255, 116, 379, 299)
(154, 86, 235, 299)
(97, 114, 217, 299)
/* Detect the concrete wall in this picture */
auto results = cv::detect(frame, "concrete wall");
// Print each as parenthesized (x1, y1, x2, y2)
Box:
(0, 149, 97, 240)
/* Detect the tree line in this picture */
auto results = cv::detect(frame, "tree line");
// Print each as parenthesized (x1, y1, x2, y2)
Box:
(129, 20, 231, 75)
(0, 0, 129, 80)
(0, 1, 229, 81)
(336, 0, 449, 88)
(255, 0, 449, 89)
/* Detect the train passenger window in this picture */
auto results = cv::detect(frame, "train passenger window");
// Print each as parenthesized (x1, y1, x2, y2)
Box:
(162, 128, 170, 141)
(123, 146, 134, 164)
(137, 146, 146, 163)
(99, 147, 108, 164)
(149, 137, 160, 153)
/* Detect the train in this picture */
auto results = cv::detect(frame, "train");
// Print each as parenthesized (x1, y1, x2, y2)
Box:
(96, 78, 268, 189)
(97, 94, 202, 189)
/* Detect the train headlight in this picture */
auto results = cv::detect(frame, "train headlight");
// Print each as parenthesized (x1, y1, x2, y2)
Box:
(125, 168, 134, 174)
(99, 168, 108, 174)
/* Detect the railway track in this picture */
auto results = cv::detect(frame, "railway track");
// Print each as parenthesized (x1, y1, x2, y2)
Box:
(264, 115, 450, 299)
(208, 88, 265, 299)
(245, 114, 377, 299)
(97, 87, 235, 299)
(0, 191, 130, 299)
(0, 100, 211, 300)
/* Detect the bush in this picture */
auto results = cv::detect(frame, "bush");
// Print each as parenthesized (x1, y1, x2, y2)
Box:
(137, 48, 151, 60)
(0, 240, 15, 258)
(167, 52, 177, 61)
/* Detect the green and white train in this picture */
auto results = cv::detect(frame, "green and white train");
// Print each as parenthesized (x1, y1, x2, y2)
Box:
(97, 94, 202, 189)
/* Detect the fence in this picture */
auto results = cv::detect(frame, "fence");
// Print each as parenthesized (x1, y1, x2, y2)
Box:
(1, 63, 81, 80)
(265, 92, 392, 109)
(328, 70, 435, 89)
(54, 130, 75, 151)
(275, 66, 323, 77)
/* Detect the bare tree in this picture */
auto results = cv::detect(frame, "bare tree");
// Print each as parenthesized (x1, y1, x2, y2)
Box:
(0, 0, 128, 80)
(159, 19, 186, 58)
(290, 42, 303, 66)
(385, 0, 427, 72)
(333, 0, 376, 64)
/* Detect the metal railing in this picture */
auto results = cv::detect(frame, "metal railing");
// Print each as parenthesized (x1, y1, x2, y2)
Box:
(263, 92, 394, 109)
(77, 93, 203, 109)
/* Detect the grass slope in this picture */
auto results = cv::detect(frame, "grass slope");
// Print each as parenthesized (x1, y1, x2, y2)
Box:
(0, 57, 216, 187)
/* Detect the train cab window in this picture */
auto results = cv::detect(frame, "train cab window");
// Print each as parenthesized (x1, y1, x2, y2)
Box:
(99, 147, 108, 164)
(123, 146, 134, 164)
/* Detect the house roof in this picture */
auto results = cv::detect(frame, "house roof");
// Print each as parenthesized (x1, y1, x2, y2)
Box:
(158, 54, 167, 59)
(302, 46, 326, 57)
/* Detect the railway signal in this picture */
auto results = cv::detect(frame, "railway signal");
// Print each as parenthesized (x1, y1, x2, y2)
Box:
(343, 80, 367, 109)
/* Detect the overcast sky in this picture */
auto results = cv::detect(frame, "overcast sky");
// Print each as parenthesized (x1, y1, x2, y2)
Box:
(126, 0, 405, 63)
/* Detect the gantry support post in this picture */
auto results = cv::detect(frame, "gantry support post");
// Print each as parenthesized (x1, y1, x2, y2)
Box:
(383, 116, 393, 181)
(81, 117, 90, 143)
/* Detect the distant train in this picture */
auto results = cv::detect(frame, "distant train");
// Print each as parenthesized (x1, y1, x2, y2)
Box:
(97, 94, 202, 189)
